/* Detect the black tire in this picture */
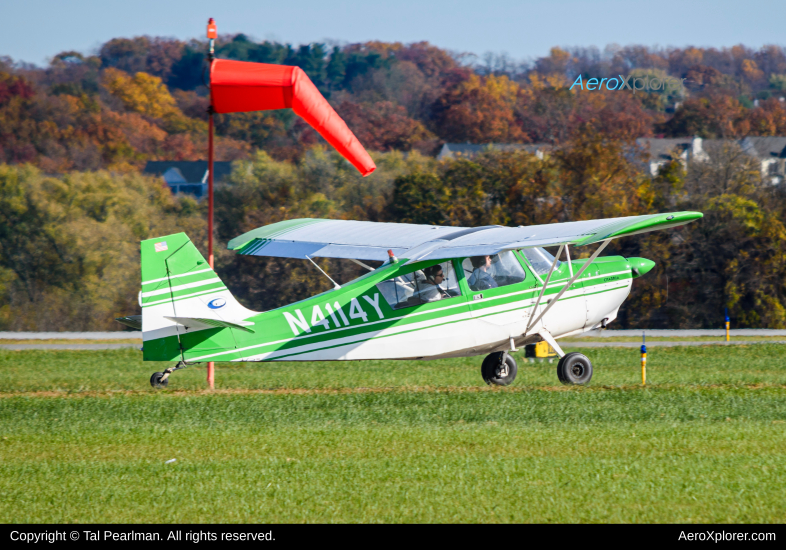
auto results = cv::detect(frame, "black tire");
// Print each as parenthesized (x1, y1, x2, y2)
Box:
(481, 352, 518, 386)
(556, 352, 593, 385)
(150, 372, 169, 389)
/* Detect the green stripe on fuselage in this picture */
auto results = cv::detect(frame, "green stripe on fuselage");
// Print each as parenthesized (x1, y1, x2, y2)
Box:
(141, 282, 227, 307)
(186, 266, 631, 362)
(189, 282, 631, 363)
(144, 252, 635, 362)
(142, 268, 217, 287)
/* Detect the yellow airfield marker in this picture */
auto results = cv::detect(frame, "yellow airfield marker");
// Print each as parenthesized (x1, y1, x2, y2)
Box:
(641, 332, 647, 386)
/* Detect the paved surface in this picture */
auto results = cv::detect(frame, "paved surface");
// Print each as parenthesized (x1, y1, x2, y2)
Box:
(578, 329, 786, 337)
(0, 344, 141, 350)
(0, 332, 141, 340)
(2, 329, 785, 351)
(564, 340, 786, 348)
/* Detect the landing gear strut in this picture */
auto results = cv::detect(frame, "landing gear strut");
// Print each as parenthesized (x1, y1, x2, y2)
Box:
(481, 352, 518, 386)
(150, 361, 186, 388)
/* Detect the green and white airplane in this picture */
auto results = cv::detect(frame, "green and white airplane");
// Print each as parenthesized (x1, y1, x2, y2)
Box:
(118, 212, 702, 387)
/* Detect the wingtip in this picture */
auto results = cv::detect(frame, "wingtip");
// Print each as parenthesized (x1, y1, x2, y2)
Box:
(664, 211, 703, 223)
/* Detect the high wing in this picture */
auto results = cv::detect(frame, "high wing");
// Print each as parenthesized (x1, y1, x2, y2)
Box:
(227, 212, 702, 263)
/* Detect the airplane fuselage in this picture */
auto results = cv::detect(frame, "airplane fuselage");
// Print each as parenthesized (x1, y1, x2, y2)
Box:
(141, 248, 646, 364)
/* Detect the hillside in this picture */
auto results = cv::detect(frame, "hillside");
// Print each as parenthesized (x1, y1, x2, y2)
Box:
(2, 38, 785, 170)
(1, 38, 786, 331)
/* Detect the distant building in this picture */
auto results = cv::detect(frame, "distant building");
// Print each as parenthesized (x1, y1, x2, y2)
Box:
(637, 136, 786, 185)
(635, 137, 709, 176)
(740, 136, 786, 185)
(437, 143, 553, 161)
(143, 161, 233, 198)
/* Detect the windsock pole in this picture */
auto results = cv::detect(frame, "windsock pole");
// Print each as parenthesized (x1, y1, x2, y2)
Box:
(725, 308, 730, 342)
(641, 331, 647, 386)
(206, 17, 217, 390)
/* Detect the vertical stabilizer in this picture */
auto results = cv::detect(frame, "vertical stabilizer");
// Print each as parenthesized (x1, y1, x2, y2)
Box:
(140, 233, 256, 361)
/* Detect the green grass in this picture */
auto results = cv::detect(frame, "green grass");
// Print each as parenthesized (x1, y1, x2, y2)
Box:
(3, 344, 786, 391)
(1, 347, 785, 522)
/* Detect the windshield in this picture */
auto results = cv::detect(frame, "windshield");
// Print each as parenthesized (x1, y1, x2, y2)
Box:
(522, 247, 561, 276)
(462, 251, 527, 291)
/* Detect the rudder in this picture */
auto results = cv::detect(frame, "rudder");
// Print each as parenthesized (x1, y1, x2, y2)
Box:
(140, 233, 256, 362)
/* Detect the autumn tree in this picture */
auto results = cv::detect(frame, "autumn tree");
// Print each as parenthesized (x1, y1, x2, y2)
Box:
(531, 47, 573, 81)
(101, 68, 202, 134)
(337, 100, 433, 151)
(746, 97, 786, 135)
(99, 37, 184, 83)
(0, 165, 204, 330)
(658, 94, 748, 138)
(432, 74, 527, 143)
(516, 85, 575, 144)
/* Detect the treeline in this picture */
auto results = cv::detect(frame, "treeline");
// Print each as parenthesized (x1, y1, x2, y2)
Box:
(2, 38, 786, 171)
(3, 135, 785, 330)
(0, 165, 204, 330)
(2, 36, 786, 330)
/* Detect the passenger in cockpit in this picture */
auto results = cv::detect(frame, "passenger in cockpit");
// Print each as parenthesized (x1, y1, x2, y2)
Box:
(468, 255, 499, 290)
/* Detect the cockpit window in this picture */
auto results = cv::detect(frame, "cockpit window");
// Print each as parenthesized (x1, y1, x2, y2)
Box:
(376, 260, 461, 309)
(522, 247, 561, 276)
(461, 251, 527, 291)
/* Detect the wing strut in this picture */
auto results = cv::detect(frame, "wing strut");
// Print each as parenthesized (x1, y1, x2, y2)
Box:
(525, 245, 564, 334)
(525, 240, 611, 335)
(306, 255, 341, 289)
(350, 258, 376, 272)
(564, 244, 574, 277)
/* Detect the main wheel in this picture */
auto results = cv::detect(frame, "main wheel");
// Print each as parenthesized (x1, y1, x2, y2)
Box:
(556, 352, 593, 385)
(481, 352, 518, 386)
(150, 372, 169, 389)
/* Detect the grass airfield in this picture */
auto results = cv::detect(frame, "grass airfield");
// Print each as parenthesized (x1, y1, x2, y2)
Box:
(1, 345, 785, 523)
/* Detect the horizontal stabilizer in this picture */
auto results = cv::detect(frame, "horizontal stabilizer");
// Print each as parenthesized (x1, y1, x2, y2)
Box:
(115, 315, 142, 331)
(164, 316, 256, 333)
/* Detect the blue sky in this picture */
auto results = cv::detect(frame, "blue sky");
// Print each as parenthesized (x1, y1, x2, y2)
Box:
(3, 0, 785, 66)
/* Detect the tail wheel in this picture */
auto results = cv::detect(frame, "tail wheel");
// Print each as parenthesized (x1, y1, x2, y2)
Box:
(557, 352, 593, 385)
(481, 352, 518, 386)
(150, 372, 169, 389)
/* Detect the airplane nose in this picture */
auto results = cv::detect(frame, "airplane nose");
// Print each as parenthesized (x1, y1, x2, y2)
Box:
(628, 257, 655, 278)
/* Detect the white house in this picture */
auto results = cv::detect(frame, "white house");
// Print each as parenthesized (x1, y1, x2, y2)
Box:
(143, 161, 234, 198)
(437, 143, 553, 161)
(635, 137, 709, 176)
(740, 137, 786, 185)
(638, 136, 786, 185)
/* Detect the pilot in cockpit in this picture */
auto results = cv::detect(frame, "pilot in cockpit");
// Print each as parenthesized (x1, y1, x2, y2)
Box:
(413, 264, 451, 303)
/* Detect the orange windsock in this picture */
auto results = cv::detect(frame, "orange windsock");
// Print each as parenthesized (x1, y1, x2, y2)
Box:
(210, 59, 375, 176)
